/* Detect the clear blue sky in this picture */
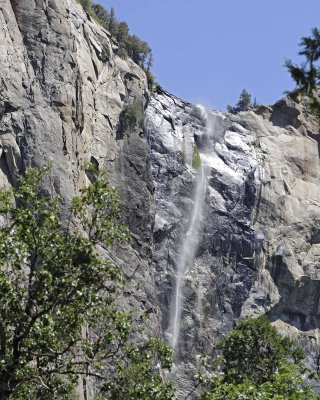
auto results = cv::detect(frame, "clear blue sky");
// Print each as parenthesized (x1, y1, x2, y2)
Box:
(100, 0, 320, 111)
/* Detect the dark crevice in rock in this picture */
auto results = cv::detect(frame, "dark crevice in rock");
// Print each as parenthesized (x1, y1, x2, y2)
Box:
(308, 132, 320, 157)
(62, 125, 67, 155)
(0, 152, 13, 186)
(92, 59, 99, 79)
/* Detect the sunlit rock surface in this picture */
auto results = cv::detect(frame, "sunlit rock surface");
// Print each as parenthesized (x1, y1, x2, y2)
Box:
(145, 92, 320, 396)
(0, 1, 158, 396)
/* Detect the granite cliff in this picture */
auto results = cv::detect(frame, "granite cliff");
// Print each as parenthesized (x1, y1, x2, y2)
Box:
(146, 92, 320, 395)
(0, 0, 320, 398)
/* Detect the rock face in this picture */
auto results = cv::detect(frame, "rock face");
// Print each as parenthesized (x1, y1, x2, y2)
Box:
(1, 0, 320, 398)
(145, 92, 320, 395)
(0, 1, 159, 396)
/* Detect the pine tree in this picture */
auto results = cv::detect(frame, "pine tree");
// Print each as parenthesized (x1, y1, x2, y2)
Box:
(252, 97, 259, 107)
(92, 3, 110, 27)
(227, 89, 252, 113)
(286, 27, 320, 116)
(237, 89, 251, 111)
(108, 7, 118, 37)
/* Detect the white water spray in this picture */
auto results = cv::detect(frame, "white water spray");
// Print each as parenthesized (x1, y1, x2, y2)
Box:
(168, 163, 207, 349)
(167, 107, 224, 351)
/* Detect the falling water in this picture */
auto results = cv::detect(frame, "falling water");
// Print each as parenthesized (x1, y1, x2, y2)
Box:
(167, 162, 207, 350)
(167, 107, 223, 351)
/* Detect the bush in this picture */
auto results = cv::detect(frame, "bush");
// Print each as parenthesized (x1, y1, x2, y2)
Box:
(192, 144, 201, 170)
(76, 0, 92, 12)
(145, 70, 157, 91)
(118, 102, 144, 136)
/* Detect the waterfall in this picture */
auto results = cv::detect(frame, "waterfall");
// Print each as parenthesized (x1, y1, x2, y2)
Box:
(167, 163, 207, 350)
(166, 107, 224, 351)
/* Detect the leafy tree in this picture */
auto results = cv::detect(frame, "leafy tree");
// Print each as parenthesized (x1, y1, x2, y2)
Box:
(103, 338, 174, 400)
(198, 317, 319, 400)
(126, 35, 152, 69)
(286, 27, 320, 116)
(0, 167, 173, 399)
(227, 89, 253, 114)
(218, 316, 304, 385)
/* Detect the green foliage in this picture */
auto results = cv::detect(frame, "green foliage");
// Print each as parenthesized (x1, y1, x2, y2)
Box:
(200, 372, 319, 400)
(146, 70, 157, 92)
(0, 167, 126, 397)
(118, 46, 128, 60)
(286, 28, 320, 117)
(118, 102, 144, 135)
(116, 21, 129, 48)
(10, 375, 77, 400)
(218, 316, 304, 384)
(198, 317, 319, 400)
(227, 89, 253, 114)
(192, 144, 201, 170)
(77, 0, 153, 70)
(91, 3, 109, 25)
(0, 167, 172, 399)
(76, 0, 92, 12)
(103, 339, 175, 400)
(125, 34, 152, 69)
(252, 97, 259, 108)
(108, 7, 118, 37)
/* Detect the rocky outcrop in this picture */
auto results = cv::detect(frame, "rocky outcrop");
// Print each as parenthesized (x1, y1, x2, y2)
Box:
(1, 0, 320, 398)
(145, 93, 320, 395)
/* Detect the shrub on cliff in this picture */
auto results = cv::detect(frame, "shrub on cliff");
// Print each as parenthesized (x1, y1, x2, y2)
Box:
(0, 167, 173, 399)
(192, 144, 201, 170)
(118, 102, 144, 136)
(77, 0, 92, 12)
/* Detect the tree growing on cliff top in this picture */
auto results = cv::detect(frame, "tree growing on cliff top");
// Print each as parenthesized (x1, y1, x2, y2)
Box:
(227, 89, 253, 114)
(0, 167, 174, 399)
(286, 27, 320, 117)
(76, 0, 153, 70)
